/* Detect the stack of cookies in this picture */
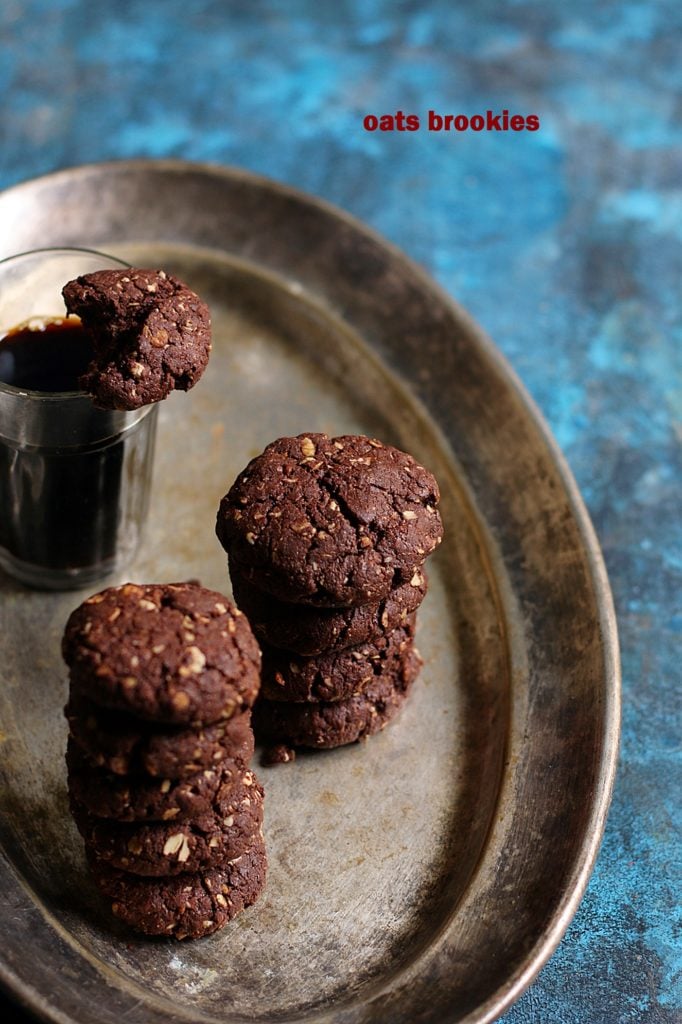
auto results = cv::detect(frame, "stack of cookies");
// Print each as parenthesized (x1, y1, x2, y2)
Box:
(215, 434, 443, 755)
(62, 581, 267, 940)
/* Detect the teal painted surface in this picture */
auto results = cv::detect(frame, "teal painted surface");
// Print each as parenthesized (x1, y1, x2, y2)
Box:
(1, 2, 680, 1021)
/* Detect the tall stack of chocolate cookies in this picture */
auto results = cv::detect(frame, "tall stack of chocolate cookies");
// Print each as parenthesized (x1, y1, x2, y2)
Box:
(62, 581, 267, 940)
(215, 434, 443, 754)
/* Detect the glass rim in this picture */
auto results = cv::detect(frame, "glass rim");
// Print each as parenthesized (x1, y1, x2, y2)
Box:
(0, 245, 131, 268)
(0, 246, 130, 400)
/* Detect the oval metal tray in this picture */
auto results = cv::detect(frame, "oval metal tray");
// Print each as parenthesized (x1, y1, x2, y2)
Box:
(0, 161, 619, 1024)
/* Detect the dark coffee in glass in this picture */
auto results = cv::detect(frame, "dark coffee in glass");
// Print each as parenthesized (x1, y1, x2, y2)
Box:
(0, 250, 158, 590)
(0, 317, 91, 392)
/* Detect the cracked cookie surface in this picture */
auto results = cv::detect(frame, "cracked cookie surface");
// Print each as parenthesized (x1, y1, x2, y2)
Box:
(231, 570, 427, 656)
(89, 831, 267, 939)
(260, 618, 417, 702)
(63, 582, 261, 726)
(62, 268, 211, 410)
(74, 769, 264, 876)
(216, 433, 443, 607)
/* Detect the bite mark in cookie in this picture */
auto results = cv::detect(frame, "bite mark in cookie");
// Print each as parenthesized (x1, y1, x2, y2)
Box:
(62, 268, 211, 410)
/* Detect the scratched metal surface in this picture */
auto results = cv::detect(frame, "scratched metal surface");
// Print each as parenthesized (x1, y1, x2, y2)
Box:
(0, 164, 618, 1024)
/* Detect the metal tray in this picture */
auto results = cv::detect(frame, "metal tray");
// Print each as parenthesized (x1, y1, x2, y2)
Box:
(0, 161, 620, 1024)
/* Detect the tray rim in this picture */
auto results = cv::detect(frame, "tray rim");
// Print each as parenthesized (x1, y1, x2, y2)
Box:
(0, 158, 621, 1024)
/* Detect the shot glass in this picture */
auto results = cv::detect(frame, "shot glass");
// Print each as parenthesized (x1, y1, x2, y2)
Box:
(0, 248, 158, 590)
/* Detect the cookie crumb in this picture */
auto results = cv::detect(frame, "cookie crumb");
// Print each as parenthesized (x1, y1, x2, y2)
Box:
(262, 744, 296, 766)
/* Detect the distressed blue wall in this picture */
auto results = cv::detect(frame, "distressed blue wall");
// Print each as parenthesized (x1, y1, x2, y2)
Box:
(1, 1, 680, 1020)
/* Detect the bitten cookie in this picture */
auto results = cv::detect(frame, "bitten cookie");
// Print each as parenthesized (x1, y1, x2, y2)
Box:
(254, 646, 422, 749)
(89, 832, 267, 939)
(231, 570, 427, 656)
(260, 618, 417, 703)
(216, 434, 442, 606)
(67, 739, 249, 823)
(65, 697, 254, 778)
(63, 582, 261, 726)
(62, 268, 211, 410)
(74, 770, 264, 876)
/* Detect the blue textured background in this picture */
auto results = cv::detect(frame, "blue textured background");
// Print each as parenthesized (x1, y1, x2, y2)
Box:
(1, 2, 680, 1021)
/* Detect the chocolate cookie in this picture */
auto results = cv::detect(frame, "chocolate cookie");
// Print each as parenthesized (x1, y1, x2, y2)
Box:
(63, 582, 261, 726)
(89, 832, 267, 939)
(260, 618, 417, 703)
(254, 646, 422, 749)
(216, 434, 442, 606)
(67, 739, 249, 823)
(231, 570, 427, 656)
(74, 770, 264, 876)
(62, 268, 211, 411)
(65, 697, 254, 778)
